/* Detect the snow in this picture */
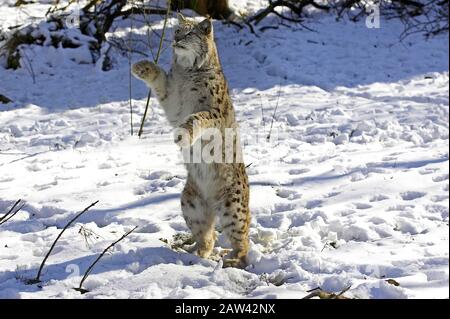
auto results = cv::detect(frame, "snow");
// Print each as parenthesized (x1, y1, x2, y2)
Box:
(0, 1, 448, 299)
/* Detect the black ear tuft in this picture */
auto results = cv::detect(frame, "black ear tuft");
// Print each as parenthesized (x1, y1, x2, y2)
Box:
(198, 18, 212, 35)
(177, 13, 187, 24)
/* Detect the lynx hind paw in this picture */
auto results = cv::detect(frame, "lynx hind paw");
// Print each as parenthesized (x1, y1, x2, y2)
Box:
(132, 60, 158, 81)
(222, 257, 247, 269)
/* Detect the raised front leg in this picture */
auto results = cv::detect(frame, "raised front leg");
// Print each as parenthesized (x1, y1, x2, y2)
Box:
(132, 60, 168, 102)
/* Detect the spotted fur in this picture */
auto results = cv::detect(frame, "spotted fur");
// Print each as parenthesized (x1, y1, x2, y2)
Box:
(132, 14, 250, 268)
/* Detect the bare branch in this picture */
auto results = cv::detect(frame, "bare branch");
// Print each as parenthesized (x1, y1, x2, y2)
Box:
(138, 0, 172, 138)
(0, 199, 25, 226)
(75, 226, 138, 294)
(28, 200, 99, 284)
(119, 6, 168, 18)
(303, 286, 352, 299)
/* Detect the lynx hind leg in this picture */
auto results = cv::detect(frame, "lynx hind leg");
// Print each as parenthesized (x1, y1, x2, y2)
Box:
(220, 183, 251, 268)
(181, 182, 216, 259)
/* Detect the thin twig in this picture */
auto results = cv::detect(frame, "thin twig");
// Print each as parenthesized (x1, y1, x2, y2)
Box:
(128, 6, 134, 136)
(336, 285, 352, 297)
(243, 19, 258, 36)
(0, 199, 21, 223)
(20, 48, 36, 84)
(29, 200, 99, 284)
(119, 6, 168, 18)
(0, 203, 25, 225)
(107, 37, 151, 57)
(138, 0, 172, 138)
(303, 286, 352, 299)
(137, 0, 157, 60)
(223, 18, 244, 30)
(0, 199, 24, 226)
(78, 225, 103, 249)
(259, 94, 265, 132)
(267, 80, 283, 141)
(75, 226, 138, 294)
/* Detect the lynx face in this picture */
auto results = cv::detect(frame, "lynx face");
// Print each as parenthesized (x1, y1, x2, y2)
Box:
(173, 14, 213, 68)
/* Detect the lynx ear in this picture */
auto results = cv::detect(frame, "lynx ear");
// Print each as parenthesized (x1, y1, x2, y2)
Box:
(177, 13, 187, 24)
(198, 18, 213, 35)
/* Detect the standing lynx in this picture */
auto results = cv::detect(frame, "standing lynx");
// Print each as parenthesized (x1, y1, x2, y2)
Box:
(132, 14, 250, 268)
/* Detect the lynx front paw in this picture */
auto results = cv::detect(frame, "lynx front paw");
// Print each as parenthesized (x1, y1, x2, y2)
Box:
(132, 60, 159, 82)
(174, 123, 194, 146)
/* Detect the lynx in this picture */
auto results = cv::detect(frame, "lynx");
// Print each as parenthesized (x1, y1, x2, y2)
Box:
(132, 14, 250, 268)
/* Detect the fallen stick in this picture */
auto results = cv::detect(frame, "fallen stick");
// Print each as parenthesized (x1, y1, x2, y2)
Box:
(303, 286, 352, 299)
(28, 200, 99, 284)
(75, 226, 138, 294)
(0, 199, 25, 226)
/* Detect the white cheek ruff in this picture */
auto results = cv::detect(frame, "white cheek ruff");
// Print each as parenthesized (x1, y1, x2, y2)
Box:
(175, 48, 196, 68)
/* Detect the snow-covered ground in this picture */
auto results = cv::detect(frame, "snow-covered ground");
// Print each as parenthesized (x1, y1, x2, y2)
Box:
(0, 1, 448, 299)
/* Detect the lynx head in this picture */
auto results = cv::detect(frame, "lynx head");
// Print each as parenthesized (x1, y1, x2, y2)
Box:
(173, 13, 215, 69)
